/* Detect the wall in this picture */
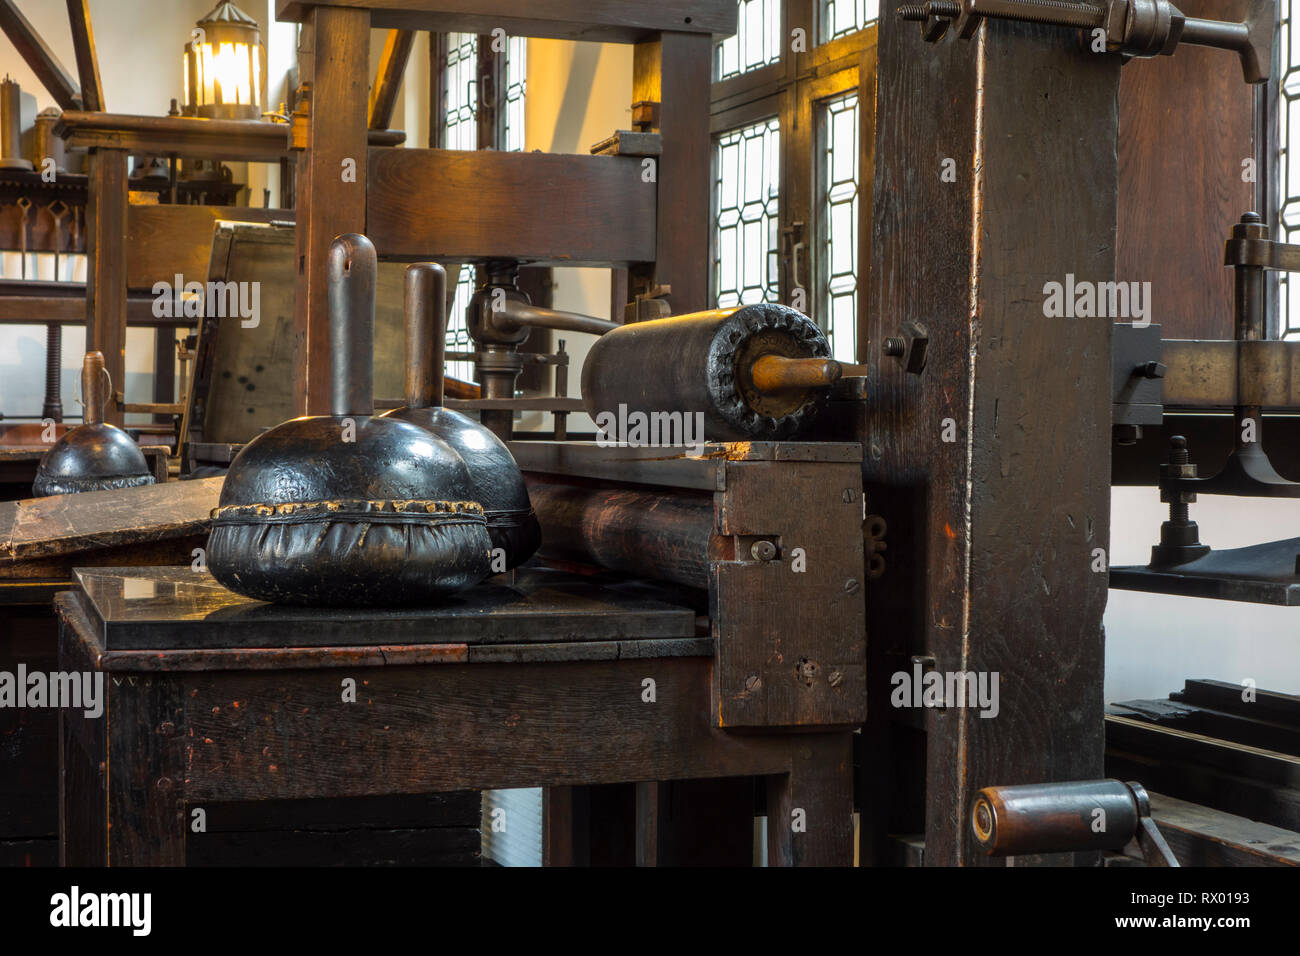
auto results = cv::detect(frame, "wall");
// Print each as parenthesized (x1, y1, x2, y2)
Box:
(1105, 489, 1300, 703)
(524, 39, 632, 433)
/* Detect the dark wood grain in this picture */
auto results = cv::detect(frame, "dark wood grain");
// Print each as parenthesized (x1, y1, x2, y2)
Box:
(366, 148, 656, 265)
(713, 458, 866, 728)
(276, 0, 736, 41)
(55, 111, 404, 160)
(64, 0, 103, 112)
(293, 6, 371, 416)
(1117, 0, 1256, 340)
(85, 148, 127, 425)
(865, 14, 1117, 865)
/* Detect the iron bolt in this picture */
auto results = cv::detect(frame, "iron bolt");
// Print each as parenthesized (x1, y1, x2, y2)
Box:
(751, 540, 777, 562)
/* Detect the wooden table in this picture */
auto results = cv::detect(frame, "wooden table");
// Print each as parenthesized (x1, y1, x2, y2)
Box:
(57, 566, 855, 866)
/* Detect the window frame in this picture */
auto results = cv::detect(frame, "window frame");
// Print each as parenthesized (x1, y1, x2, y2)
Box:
(710, 0, 877, 364)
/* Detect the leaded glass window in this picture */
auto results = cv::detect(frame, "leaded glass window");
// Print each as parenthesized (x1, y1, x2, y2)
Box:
(443, 33, 478, 151)
(714, 117, 781, 307)
(819, 91, 860, 362)
(715, 0, 782, 81)
(821, 0, 879, 42)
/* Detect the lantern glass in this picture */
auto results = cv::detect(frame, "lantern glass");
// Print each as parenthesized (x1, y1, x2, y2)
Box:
(183, 2, 263, 120)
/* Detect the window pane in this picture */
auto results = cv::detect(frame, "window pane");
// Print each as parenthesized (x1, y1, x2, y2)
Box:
(447, 265, 477, 384)
(714, 117, 781, 308)
(715, 0, 782, 81)
(505, 35, 527, 152)
(444, 32, 478, 151)
(821, 0, 879, 42)
(819, 92, 860, 362)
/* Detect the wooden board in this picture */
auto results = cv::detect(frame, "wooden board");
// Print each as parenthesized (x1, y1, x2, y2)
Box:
(367, 148, 656, 265)
(125, 205, 290, 292)
(864, 15, 1118, 865)
(276, 0, 737, 42)
(0, 476, 220, 578)
(1117, 0, 1256, 340)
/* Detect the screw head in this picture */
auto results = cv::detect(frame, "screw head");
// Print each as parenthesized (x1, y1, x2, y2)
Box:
(750, 539, 777, 562)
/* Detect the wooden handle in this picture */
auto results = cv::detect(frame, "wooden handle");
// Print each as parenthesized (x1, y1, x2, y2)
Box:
(749, 354, 842, 393)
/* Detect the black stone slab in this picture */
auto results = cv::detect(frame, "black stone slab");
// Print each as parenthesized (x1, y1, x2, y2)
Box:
(71, 565, 697, 651)
(1110, 536, 1300, 605)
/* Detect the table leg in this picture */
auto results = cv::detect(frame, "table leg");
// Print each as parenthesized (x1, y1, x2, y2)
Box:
(766, 733, 855, 866)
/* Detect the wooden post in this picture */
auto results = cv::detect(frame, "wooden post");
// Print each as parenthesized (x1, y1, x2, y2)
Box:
(293, 7, 370, 416)
(65, 0, 103, 112)
(864, 17, 1119, 865)
(84, 147, 127, 426)
(632, 32, 712, 315)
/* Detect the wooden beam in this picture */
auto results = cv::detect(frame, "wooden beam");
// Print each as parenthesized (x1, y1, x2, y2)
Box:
(369, 29, 415, 130)
(865, 17, 1119, 865)
(276, 0, 737, 42)
(85, 148, 127, 426)
(56, 112, 405, 162)
(126, 205, 290, 291)
(367, 148, 655, 264)
(633, 32, 711, 314)
(65, 0, 103, 112)
(0, 0, 79, 110)
(294, 7, 371, 417)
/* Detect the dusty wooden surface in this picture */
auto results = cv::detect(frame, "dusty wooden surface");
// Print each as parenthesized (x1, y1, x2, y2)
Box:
(367, 148, 656, 265)
(864, 14, 1117, 865)
(0, 476, 220, 578)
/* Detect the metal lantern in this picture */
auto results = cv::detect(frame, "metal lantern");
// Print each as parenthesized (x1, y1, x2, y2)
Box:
(183, 1, 263, 120)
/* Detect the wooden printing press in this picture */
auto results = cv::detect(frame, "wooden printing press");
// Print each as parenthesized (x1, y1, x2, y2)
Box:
(3, 0, 1300, 872)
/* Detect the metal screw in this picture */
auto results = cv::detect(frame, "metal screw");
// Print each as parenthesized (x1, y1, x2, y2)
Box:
(745, 675, 762, 692)
(828, 670, 844, 688)
(883, 337, 906, 356)
(1168, 436, 1190, 524)
(844, 578, 861, 595)
(750, 540, 777, 562)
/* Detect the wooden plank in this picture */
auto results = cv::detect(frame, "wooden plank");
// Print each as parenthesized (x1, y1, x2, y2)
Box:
(632, 33, 711, 314)
(367, 148, 656, 265)
(713, 458, 866, 728)
(65, 0, 103, 112)
(1147, 791, 1300, 866)
(175, 657, 798, 802)
(0, 476, 221, 570)
(276, 0, 737, 41)
(84, 148, 127, 425)
(125, 204, 290, 291)
(56, 112, 405, 161)
(0, 290, 180, 326)
(0, 0, 79, 110)
(865, 15, 1118, 865)
(294, 7, 371, 416)
(369, 29, 415, 130)
(1117, 0, 1255, 340)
